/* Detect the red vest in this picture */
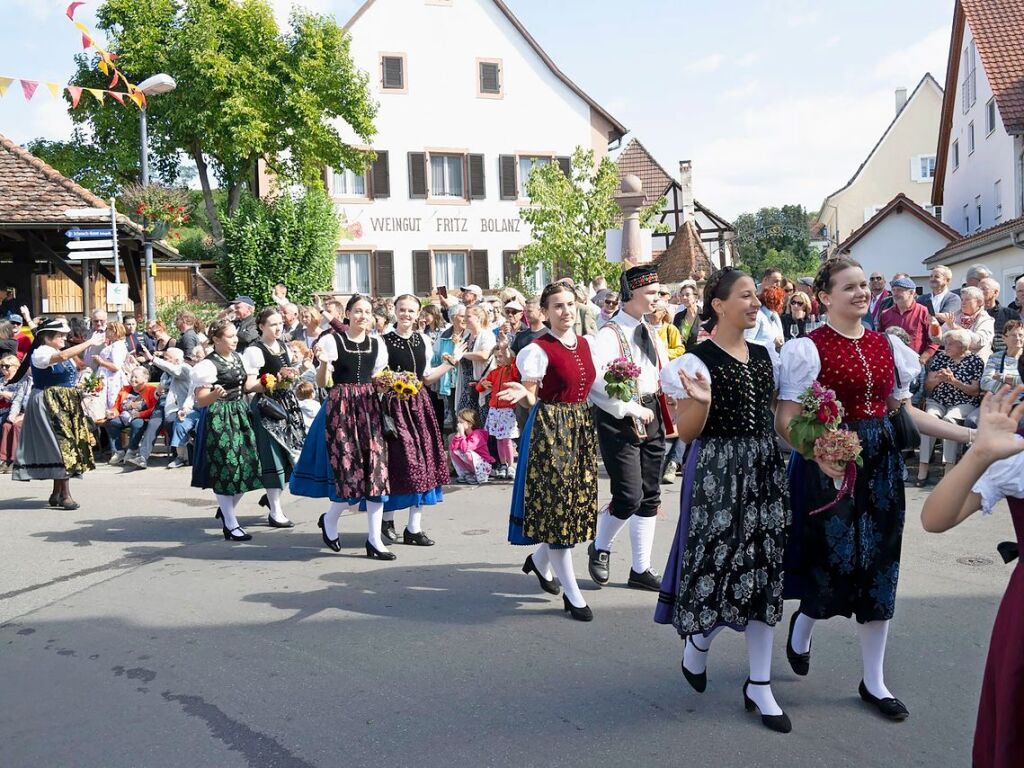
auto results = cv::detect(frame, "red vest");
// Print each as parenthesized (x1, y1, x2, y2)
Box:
(533, 333, 596, 404)
(809, 324, 895, 421)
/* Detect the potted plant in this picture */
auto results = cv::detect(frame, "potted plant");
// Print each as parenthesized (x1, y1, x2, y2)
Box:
(121, 183, 191, 240)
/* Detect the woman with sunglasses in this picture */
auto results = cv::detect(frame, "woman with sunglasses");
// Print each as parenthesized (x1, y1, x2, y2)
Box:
(597, 291, 620, 329)
(781, 293, 810, 341)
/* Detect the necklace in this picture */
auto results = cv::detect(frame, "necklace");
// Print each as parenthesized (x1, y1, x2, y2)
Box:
(826, 321, 865, 340)
(711, 338, 749, 364)
(338, 332, 372, 354)
(551, 329, 578, 350)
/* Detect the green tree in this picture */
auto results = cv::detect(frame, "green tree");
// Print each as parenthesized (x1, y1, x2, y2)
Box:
(26, 132, 135, 200)
(733, 205, 820, 279)
(220, 188, 338, 306)
(516, 147, 664, 286)
(60, 0, 376, 242)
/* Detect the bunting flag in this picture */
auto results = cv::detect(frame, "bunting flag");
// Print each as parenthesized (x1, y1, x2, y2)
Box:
(87, 88, 104, 104)
(20, 80, 38, 101)
(0, 77, 11, 97)
(82, 33, 91, 49)
(0, 75, 142, 109)
(65, 2, 142, 107)
(66, 1, 86, 19)
(108, 90, 125, 106)
(45, 82, 62, 99)
(67, 85, 83, 107)
(108, 70, 119, 89)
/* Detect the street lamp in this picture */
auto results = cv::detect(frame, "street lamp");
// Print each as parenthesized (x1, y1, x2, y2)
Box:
(137, 73, 176, 322)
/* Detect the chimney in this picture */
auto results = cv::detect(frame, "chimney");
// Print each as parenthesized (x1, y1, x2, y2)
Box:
(895, 87, 908, 115)
(679, 160, 695, 223)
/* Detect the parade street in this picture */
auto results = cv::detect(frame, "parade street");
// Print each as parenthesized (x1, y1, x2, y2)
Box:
(0, 465, 1010, 768)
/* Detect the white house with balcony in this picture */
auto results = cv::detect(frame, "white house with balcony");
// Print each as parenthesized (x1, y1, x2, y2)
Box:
(928, 0, 1024, 294)
(327, 0, 626, 297)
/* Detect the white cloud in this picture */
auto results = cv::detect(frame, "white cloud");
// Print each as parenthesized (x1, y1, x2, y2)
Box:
(684, 53, 725, 75)
(720, 79, 761, 103)
(873, 26, 949, 84)
(735, 52, 758, 68)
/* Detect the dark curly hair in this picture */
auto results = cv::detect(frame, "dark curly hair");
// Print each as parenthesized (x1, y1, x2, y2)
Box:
(700, 267, 749, 331)
(813, 257, 861, 300)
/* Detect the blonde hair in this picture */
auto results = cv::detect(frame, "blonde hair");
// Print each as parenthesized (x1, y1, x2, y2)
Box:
(467, 305, 491, 329)
(106, 321, 127, 341)
(941, 328, 973, 349)
(931, 265, 953, 282)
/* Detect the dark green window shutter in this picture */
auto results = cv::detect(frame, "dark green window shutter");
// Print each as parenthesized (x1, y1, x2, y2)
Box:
(499, 155, 517, 200)
(468, 154, 486, 200)
(382, 56, 404, 90)
(372, 251, 394, 296)
(370, 151, 390, 199)
(412, 250, 432, 295)
(479, 62, 501, 94)
(470, 250, 489, 289)
(408, 152, 427, 198)
(502, 250, 520, 285)
(556, 156, 572, 178)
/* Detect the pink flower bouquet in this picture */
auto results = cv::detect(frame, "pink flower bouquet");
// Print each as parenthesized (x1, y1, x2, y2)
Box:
(605, 357, 642, 402)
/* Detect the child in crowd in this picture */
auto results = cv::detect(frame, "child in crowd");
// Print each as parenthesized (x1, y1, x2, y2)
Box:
(295, 381, 321, 430)
(476, 345, 520, 479)
(289, 340, 317, 383)
(449, 407, 493, 484)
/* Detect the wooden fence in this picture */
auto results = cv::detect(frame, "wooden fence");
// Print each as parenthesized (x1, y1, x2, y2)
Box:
(40, 266, 195, 315)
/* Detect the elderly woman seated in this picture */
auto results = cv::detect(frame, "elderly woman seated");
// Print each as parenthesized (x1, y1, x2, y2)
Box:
(105, 366, 159, 469)
(981, 319, 1023, 393)
(915, 328, 984, 486)
(931, 285, 994, 362)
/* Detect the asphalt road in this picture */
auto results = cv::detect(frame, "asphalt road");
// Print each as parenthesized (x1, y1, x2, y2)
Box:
(0, 460, 1014, 768)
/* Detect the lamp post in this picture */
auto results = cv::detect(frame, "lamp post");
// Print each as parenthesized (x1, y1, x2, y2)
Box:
(136, 73, 176, 322)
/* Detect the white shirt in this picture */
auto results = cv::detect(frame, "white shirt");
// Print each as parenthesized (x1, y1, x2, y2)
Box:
(241, 342, 294, 372)
(660, 344, 781, 401)
(744, 306, 785, 348)
(463, 329, 496, 381)
(972, 447, 1024, 514)
(588, 310, 668, 420)
(31, 347, 59, 368)
(316, 333, 389, 374)
(191, 356, 259, 387)
(931, 290, 950, 315)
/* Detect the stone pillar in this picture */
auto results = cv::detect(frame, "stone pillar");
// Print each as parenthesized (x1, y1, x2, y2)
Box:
(615, 174, 647, 264)
(678, 160, 695, 223)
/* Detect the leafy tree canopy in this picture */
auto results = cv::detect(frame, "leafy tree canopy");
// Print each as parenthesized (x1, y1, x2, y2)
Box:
(733, 205, 821, 279)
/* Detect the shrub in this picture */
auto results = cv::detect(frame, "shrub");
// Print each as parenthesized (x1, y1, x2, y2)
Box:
(156, 298, 222, 337)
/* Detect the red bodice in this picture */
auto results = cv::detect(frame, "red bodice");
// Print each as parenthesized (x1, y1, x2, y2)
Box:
(809, 325, 895, 421)
(533, 333, 596, 404)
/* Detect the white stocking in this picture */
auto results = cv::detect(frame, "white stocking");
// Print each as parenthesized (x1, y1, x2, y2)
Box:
(629, 515, 657, 572)
(323, 501, 346, 540)
(683, 625, 725, 675)
(791, 612, 816, 655)
(383, 509, 396, 524)
(548, 548, 585, 608)
(745, 621, 783, 716)
(233, 493, 244, 507)
(594, 508, 627, 552)
(215, 494, 241, 532)
(265, 488, 289, 523)
(407, 505, 423, 534)
(857, 620, 893, 699)
(531, 544, 554, 580)
(366, 501, 387, 551)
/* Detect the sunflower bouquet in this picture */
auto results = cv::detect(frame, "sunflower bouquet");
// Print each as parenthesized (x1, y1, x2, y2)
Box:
(259, 372, 296, 392)
(373, 367, 422, 401)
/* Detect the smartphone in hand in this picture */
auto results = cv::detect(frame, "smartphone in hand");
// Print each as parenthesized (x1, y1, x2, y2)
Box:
(437, 286, 448, 299)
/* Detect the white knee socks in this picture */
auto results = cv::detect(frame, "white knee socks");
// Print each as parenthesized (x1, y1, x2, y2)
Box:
(366, 501, 387, 550)
(791, 612, 816, 655)
(407, 505, 423, 534)
(265, 488, 289, 523)
(215, 494, 241, 532)
(594, 508, 627, 552)
(683, 625, 725, 675)
(745, 621, 783, 716)
(858, 619, 893, 699)
(629, 516, 657, 572)
(532, 544, 554, 580)
(383, 509, 396, 524)
(548, 548, 585, 608)
(323, 501, 347, 540)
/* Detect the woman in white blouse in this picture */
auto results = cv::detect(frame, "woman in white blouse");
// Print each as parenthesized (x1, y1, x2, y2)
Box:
(91, 320, 129, 432)
(931, 286, 994, 362)
(457, 306, 496, 423)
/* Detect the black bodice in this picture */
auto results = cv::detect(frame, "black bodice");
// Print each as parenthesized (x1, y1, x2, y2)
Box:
(688, 340, 774, 438)
(331, 333, 377, 385)
(253, 340, 289, 376)
(383, 331, 427, 379)
(209, 352, 246, 400)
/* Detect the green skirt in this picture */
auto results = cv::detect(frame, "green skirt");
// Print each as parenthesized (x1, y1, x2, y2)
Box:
(193, 399, 263, 496)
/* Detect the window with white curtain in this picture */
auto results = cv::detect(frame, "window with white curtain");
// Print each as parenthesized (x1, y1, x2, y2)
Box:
(331, 168, 367, 197)
(518, 156, 551, 197)
(335, 252, 370, 294)
(430, 154, 464, 198)
(433, 251, 467, 289)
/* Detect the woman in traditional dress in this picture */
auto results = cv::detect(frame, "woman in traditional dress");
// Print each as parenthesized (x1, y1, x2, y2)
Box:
(9, 319, 105, 509)
(191, 319, 264, 542)
(656, 268, 792, 733)
(499, 281, 599, 622)
(242, 307, 307, 529)
(921, 385, 1024, 768)
(777, 257, 975, 721)
(290, 295, 394, 559)
(379, 294, 464, 546)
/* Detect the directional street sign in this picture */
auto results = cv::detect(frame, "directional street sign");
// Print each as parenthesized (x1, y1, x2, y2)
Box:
(67, 250, 114, 261)
(68, 239, 114, 250)
(65, 229, 113, 239)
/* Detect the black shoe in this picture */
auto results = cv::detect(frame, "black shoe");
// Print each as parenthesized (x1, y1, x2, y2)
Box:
(858, 680, 909, 721)
(403, 529, 435, 546)
(258, 493, 269, 509)
(562, 594, 593, 622)
(214, 507, 223, 522)
(317, 513, 341, 552)
(913, 475, 931, 488)
(47, 492, 61, 507)
(267, 515, 295, 529)
(381, 519, 399, 543)
(743, 679, 792, 734)
(587, 542, 610, 586)
(681, 636, 708, 693)
(628, 568, 661, 591)
(222, 525, 252, 542)
(786, 611, 811, 676)
(522, 554, 561, 595)
(365, 541, 397, 561)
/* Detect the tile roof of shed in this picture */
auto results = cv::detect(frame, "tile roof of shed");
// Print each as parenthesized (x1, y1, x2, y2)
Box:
(655, 220, 713, 282)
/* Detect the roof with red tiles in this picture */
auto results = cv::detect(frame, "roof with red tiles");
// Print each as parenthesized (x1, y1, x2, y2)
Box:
(836, 193, 960, 253)
(655, 219, 713, 282)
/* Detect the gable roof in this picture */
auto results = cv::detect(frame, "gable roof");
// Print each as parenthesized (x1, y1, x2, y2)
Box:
(933, 0, 1024, 205)
(836, 193, 960, 253)
(344, 0, 627, 143)
(655, 220, 713, 282)
(817, 73, 943, 220)
(925, 213, 1024, 265)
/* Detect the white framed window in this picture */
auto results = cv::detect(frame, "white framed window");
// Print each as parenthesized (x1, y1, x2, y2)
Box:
(952, 139, 960, 170)
(995, 179, 1003, 221)
(987, 98, 998, 135)
(975, 195, 982, 230)
(331, 168, 367, 197)
(963, 203, 970, 233)
(335, 251, 370, 294)
(926, 204, 943, 219)
(911, 154, 936, 182)
(433, 251, 467, 288)
(968, 121, 976, 154)
(518, 155, 551, 197)
(962, 40, 977, 112)
(430, 154, 464, 198)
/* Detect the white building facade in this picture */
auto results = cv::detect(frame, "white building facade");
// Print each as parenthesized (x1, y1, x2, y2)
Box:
(330, 0, 625, 297)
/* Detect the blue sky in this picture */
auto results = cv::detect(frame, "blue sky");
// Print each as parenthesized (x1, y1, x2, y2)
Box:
(0, 0, 954, 218)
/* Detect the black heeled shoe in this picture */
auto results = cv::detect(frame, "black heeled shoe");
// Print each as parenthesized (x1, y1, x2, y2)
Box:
(522, 555, 560, 595)
(365, 541, 397, 560)
(858, 680, 909, 721)
(267, 515, 295, 529)
(681, 636, 708, 693)
(381, 519, 399, 543)
(258, 493, 269, 509)
(562, 594, 593, 622)
(317, 513, 341, 552)
(403, 528, 435, 546)
(222, 525, 252, 542)
(786, 611, 811, 676)
(214, 507, 223, 521)
(743, 679, 792, 734)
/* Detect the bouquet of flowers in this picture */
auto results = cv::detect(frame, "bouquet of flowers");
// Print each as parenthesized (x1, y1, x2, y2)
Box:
(260, 372, 297, 392)
(788, 381, 863, 511)
(373, 367, 422, 401)
(604, 357, 642, 402)
(78, 372, 104, 395)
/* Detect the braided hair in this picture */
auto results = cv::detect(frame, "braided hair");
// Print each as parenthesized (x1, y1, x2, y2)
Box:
(813, 257, 861, 302)
(700, 267, 748, 332)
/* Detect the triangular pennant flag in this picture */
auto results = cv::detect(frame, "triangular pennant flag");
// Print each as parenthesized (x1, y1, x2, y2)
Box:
(45, 82, 61, 99)
(67, 86, 83, 108)
(87, 88, 104, 103)
(108, 90, 126, 106)
(82, 33, 92, 49)
(0, 77, 12, 97)
(97, 59, 109, 76)
(73, 21, 89, 34)
(20, 80, 38, 101)
(108, 71, 119, 89)
(66, 1, 86, 20)
(128, 91, 145, 109)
